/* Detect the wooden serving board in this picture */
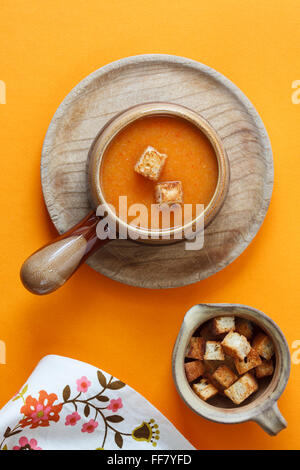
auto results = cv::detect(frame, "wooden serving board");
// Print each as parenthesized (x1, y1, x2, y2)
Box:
(41, 54, 273, 288)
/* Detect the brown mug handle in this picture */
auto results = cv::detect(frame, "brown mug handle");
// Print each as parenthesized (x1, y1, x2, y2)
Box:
(20, 211, 109, 295)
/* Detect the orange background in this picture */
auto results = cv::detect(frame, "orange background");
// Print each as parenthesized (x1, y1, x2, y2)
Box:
(0, 0, 299, 450)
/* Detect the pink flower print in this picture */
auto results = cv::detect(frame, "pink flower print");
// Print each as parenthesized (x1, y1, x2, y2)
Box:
(76, 376, 91, 393)
(32, 403, 51, 423)
(65, 412, 81, 426)
(81, 419, 98, 433)
(13, 436, 42, 450)
(107, 398, 123, 413)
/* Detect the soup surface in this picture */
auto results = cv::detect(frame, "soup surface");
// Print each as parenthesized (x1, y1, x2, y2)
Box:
(101, 116, 218, 229)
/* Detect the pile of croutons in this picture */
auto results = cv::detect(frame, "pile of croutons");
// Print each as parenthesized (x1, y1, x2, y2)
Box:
(185, 316, 275, 405)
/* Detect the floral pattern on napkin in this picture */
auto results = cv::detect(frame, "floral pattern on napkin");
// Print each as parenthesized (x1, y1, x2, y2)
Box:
(0, 355, 194, 450)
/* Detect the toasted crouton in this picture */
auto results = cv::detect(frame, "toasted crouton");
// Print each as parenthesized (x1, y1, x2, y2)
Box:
(203, 372, 224, 392)
(235, 318, 254, 340)
(212, 316, 235, 336)
(224, 373, 258, 405)
(155, 181, 183, 206)
(252, 333, 275, 360)
(184, 360, 205, 382)
(204, 341, 225, 361)
(212, 365, 238, 389)
(255, 359, 274, 378)
(193, 378, 218, 401)
(186, 337, 205, 360)
(221, 331, 251, 361)
(234, 348, 262, 375)
(134, 146, 167, 181)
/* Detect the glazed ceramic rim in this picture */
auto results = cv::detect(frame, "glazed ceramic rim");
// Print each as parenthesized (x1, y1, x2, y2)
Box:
(172, 303, 291, 425)
(87, 102, 230, 240)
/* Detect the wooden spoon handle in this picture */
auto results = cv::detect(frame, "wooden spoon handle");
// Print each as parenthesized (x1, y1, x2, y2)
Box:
(20, 211, 108, 295)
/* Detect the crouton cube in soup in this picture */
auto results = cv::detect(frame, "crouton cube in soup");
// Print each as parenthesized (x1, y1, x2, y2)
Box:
(100, 116, 218, 229)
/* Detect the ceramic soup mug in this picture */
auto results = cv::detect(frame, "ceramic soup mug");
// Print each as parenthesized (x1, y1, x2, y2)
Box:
(172, 303, 290, 436)
(20, 102, 229, 295)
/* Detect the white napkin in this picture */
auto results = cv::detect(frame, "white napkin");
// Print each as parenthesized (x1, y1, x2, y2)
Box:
(0, 355, 194, 450)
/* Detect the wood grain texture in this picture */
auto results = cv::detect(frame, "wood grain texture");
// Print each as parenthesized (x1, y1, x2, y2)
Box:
(41, 54, 273, 288)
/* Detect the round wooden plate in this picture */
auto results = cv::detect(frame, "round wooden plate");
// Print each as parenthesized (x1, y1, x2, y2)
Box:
(41, 54, 273, 288)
